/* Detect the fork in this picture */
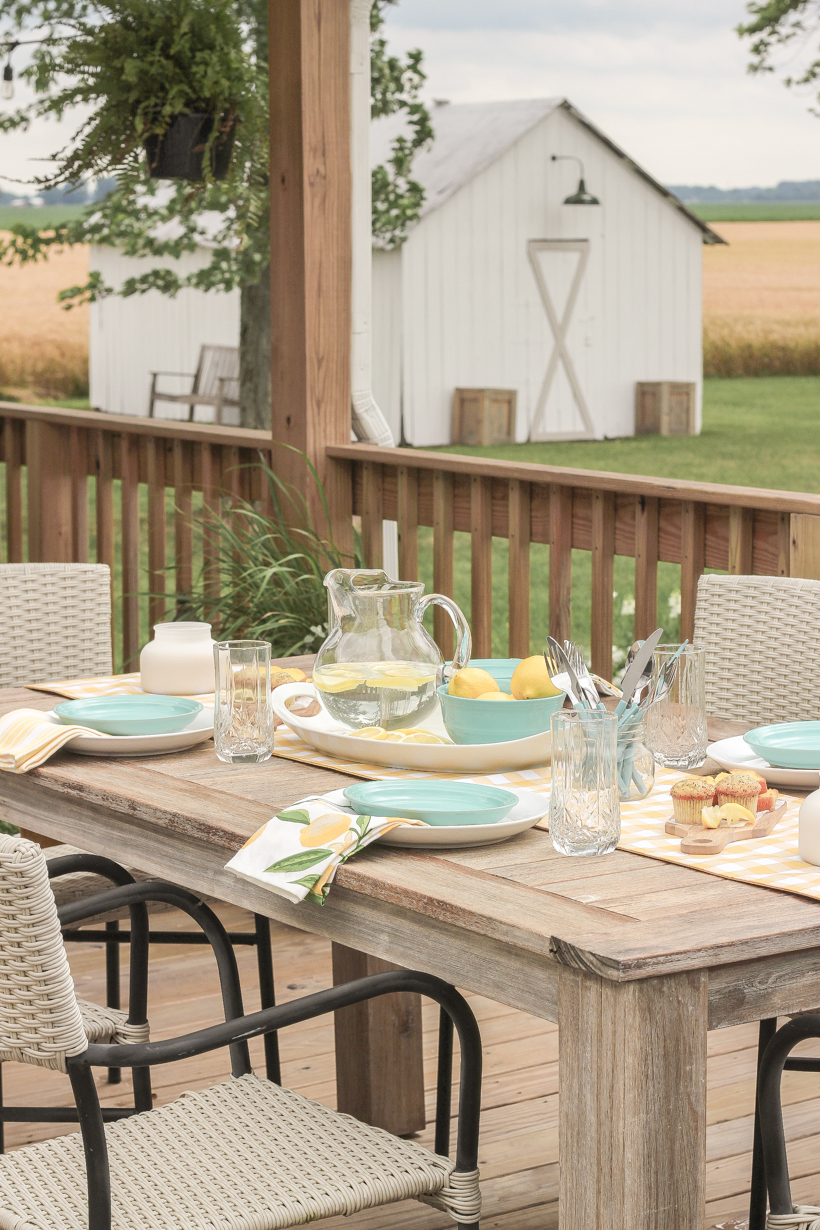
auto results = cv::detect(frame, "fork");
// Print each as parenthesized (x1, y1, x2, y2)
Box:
(543, 644, 580, 708)
(562, 641, 605, 710)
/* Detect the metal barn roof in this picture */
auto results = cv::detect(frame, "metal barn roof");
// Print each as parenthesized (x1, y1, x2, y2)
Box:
(371, 98, 724, 245)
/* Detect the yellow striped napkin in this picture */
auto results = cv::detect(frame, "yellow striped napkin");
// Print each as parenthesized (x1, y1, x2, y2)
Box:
(0, 709, 104, 774)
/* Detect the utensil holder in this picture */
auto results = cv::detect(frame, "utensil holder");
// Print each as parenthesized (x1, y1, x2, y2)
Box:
(616, 715, 655, 801)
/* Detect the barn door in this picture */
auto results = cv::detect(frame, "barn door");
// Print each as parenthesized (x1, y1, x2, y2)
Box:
(527, 238, 595, 441)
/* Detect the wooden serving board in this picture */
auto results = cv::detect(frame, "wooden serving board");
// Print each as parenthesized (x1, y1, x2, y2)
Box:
(664, 800, 788, 855)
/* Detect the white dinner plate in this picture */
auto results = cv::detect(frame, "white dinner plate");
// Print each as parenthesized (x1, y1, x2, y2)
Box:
(707, 735, 820, 789)
(57, 707, 215, 758)
(320, 786, 548, 848)
(272, 683, 551, 772)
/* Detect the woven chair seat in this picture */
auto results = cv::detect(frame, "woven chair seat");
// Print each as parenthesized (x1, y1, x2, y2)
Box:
(0, 1072, 478, 1229)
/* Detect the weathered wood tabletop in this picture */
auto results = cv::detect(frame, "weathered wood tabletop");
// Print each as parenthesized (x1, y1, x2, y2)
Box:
(2, 673, 820, 1230)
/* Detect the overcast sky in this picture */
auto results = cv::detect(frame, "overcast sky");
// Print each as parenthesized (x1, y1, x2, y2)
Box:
(1, 0, 819, 191)
(381, 0, 820, 188)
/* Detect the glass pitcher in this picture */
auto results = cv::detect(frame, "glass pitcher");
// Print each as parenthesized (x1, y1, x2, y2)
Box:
(314, 569, 471, 729)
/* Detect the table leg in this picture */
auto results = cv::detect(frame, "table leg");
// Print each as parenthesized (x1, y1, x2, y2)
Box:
(331, 942, 426, 1136)
(558, 965, 707, 1230)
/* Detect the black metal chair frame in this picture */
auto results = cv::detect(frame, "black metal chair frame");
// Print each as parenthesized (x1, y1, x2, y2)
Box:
(756, 1013, 820, 1223)
(56, 854, 280, 1087)
(0, 858, 278, 1154)
(51, 879, 480, 1230)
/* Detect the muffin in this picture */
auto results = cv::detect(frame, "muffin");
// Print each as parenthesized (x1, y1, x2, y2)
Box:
(670, 777, 718, 825)
(715, 772, 763, 813)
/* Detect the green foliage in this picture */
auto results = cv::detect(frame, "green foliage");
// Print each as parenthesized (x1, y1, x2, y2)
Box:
(179, 455, 360, 658)
(370, 0, 431, 245)
(0, 0, 430, 304)
(739, 0, 820, 112)
(0, 0, 256, 187)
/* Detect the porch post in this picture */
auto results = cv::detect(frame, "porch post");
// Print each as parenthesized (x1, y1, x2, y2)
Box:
(268, 0, 354, 555)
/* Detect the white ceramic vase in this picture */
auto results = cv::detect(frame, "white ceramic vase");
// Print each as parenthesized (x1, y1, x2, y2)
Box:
(140, 622, 216, 695)
(799, 789, 820, 866)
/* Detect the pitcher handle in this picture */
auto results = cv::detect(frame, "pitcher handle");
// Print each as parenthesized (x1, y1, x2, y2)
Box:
(417, 593, 472, 682)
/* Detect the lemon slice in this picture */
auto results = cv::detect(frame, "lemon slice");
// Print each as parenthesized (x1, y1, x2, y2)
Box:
(352, 727, 386, 739)
(380, 731, 406, 742)
(701, 806, 723, 829)
(719, 802, 756, 826)
(402, 732, 444, 743)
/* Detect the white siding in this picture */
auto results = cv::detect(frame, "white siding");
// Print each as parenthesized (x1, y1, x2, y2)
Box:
(89, 246, 240, 420)
(371, 247, 402, 442)
(398, 107, 703, 446)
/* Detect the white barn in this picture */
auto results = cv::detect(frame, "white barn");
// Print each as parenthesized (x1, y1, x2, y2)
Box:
(88, 97, 720, 438)
(371, 97, 720, 446)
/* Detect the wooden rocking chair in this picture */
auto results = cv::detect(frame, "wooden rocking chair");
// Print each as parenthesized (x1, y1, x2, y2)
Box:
(149, 345, 240, 424)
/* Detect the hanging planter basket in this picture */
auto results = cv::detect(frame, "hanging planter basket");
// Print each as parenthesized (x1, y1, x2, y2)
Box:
(144, 112, 236, 181)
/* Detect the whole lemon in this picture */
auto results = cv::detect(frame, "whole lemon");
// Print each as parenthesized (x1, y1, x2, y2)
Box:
(478, 691, 514, 700)
(511, 655, 561, 700)
(448, 667, 499, 698)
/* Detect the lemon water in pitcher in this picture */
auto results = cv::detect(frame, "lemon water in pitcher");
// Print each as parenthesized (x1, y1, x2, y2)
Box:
(314, 569, 471, 729)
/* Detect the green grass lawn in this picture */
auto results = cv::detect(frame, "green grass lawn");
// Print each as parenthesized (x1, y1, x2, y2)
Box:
(0, 205, 88, 231)
(691, 202, 820, 222)
(416, 377, 820, 666)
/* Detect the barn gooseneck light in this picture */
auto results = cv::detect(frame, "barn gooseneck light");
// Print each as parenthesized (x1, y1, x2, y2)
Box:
(551, 154, 600, 205)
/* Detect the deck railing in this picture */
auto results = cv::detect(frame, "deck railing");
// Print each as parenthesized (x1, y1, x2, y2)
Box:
(3, 402, 820, 681)
(327, 442, 820, 681)
(0, 401, 274, 670)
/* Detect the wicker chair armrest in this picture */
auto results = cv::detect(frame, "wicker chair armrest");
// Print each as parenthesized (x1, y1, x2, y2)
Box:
(60, 879, 249, 1071)
(78, 970, 478, 1076)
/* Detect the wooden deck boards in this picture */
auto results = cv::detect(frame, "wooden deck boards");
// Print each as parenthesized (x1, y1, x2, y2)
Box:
(3, 902, 819, 1228)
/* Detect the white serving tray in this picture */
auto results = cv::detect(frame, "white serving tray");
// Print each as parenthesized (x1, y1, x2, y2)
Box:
(707, 735, 820, 789)
(320, 787, 548, 848)
(272, 683, 551, 773)
(58, 707, 215, 758)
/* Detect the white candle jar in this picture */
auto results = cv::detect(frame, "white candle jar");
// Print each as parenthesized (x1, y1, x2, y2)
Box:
(799, 789, 820, 866)
(140, 622, 216, 695)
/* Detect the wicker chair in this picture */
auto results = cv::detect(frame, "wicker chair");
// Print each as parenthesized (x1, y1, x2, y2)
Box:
(693, 574, 820, 725)
(693, 574, 820, 1228)
(0, 564, 278, 1142)
(0, 563, 113, 688)
(0, 836, 482, 1230)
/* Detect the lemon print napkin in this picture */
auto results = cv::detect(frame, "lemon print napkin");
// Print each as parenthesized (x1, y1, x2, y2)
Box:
(226, 794, 424, 905)
(0, 709, 104, 773)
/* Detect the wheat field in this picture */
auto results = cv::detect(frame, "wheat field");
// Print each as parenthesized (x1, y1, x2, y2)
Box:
(703, 221, 820, 375)
(0, 240, 89, 399)
(1, 220, 819, 399)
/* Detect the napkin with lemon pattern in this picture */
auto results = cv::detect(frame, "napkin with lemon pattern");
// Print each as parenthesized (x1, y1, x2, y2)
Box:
(225, 794, 425, 905)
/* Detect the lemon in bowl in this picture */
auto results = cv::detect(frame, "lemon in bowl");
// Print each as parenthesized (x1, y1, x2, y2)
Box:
(438, 658, 565, 745)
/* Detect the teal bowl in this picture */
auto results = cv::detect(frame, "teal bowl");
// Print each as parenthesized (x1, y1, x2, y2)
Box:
(438, 658, 565, 745)
(54, 695, 203, 736)
(343, 780, 518, 827)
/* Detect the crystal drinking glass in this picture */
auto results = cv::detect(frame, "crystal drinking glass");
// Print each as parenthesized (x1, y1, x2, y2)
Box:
(549, 709, 620, 856)
(214, 640, 275, 764)
(645, 645, 707, 770)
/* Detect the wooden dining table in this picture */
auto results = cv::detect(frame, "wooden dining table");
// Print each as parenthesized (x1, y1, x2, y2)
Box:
(2, 669, 820, 1230)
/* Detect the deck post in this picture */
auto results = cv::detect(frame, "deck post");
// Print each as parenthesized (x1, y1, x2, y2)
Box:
(25, 420, 73, 562)
(268, 0, 354, 556)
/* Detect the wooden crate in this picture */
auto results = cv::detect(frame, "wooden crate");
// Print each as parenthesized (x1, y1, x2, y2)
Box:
(635, 382, 696, 436)
(451, 388, 517, 446)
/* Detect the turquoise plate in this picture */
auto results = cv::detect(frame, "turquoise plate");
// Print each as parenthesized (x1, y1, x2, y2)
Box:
(744, 722, 820, 769)
(54, 695, 203, 737)
(342, 780, 518, 827)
